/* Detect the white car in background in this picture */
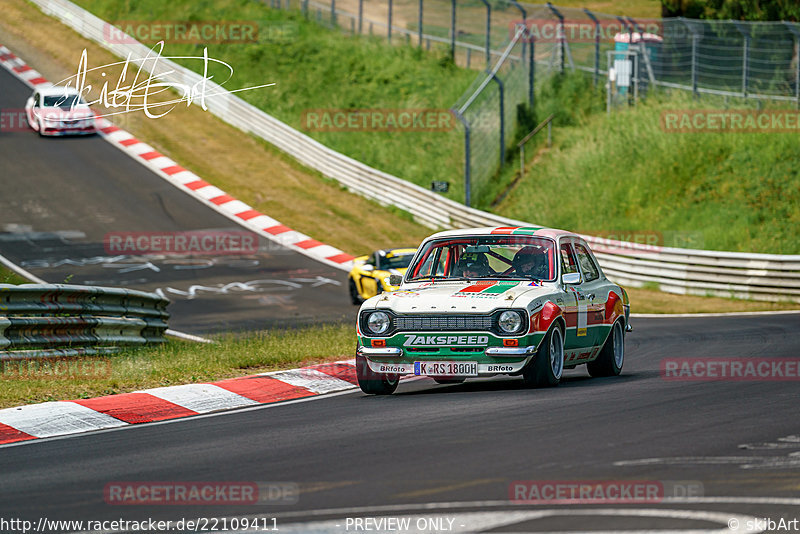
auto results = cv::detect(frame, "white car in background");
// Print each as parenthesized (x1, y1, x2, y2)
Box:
(25, 86, 96, 136)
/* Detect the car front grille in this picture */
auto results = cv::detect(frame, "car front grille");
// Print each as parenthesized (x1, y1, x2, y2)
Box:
(393, 315, 494, 332)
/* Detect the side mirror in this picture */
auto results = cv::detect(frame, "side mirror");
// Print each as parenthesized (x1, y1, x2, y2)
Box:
(362, 264, 374, 271)
(562, 272, 582, 285)
(388, 274, 403, 286)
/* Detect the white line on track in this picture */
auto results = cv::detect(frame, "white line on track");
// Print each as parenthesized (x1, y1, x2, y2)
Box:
(631, 310, 800, 318)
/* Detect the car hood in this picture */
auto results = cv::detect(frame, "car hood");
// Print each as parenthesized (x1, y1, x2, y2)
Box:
(365, 280, 557, 314)
(37, 106, 94, 121)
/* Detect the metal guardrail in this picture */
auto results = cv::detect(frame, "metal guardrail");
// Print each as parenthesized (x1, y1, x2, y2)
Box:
(29, 0, 800, 304)
(0, 284, 170, 360)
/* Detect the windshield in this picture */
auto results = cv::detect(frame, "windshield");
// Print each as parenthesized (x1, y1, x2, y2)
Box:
(42, 94, 83, 109)
(377, 252, 415, 270)
(408, 235, 556, 282)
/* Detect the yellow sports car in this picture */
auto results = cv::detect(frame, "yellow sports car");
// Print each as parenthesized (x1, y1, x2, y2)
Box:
(348, 248, 417, 305)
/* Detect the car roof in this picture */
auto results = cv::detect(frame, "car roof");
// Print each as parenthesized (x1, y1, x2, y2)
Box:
(37, 86, 82, 97)
(379, 248, 417, 257)
(423, 226, 578, 241)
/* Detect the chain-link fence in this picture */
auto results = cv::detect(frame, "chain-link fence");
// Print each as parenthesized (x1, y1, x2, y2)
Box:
(268, 0, 800, 205)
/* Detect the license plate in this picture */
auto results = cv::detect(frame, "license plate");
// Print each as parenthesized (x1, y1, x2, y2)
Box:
(414, 361, 478, 377)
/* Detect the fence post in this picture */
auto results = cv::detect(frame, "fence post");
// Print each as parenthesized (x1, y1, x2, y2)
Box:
(508, 1, 528, 102)
(478, 0, 491, 68)
(529, 32, 535, 105)
(452, 109, 472, 207)
(679, 19, 699, 99)
(784, 23, 800, 109)
(331, 0, 336, 27)
(450, 0, 456, 61)
(358, 0, 363, 33)
(584, 8, 600, 86)
(388, 0, 393, 43)
(302, 0, 308, 18)
(418, 0, 423, 46)
(489, 72, 505, 169)
(547, 2, 565, 74)
(734, 22, 750, 99)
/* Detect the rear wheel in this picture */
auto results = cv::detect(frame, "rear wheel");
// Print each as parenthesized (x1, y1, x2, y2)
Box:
(522, 325, 564, 388)
(356, 351, 399, 395)
(587, 320, 624, 377)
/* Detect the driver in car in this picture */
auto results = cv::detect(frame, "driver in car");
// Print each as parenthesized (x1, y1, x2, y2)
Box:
(455, 252, 491, 278)
(513, 246, 549, 279)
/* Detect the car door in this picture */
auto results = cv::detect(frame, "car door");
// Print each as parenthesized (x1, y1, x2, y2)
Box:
(558, 239, 582, 361)
(573, 240, 608, 350)
(26, 92, 39, 127)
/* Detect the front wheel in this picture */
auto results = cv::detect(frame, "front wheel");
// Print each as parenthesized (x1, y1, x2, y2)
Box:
(587, 320, 624, 377)
(522, 325, 564, 388)
(349, 278, 363, 305)
(356, 352, 398, 395)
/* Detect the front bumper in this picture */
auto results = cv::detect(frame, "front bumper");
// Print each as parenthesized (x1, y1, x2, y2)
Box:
(357, 339, 539, 377)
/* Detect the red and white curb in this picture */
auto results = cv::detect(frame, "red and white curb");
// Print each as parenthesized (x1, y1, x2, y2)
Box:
(0, 359, 363, 445)
(0, 44, 355, 272)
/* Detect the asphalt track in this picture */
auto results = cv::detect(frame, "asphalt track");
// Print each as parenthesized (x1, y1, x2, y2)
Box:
(0, 314, 798, 532)
(1, 40, 799, 534)
(0, 65, 354, 334)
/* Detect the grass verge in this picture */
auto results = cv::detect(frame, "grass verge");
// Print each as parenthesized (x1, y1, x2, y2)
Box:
(0, 323, 355, 409)
(0, 266, 29, 285)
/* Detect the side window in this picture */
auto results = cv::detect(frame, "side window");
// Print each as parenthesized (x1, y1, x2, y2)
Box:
(415, 248, 439, 277)
(560, 242, 579, 277)
(574, 243, 600, 282)
(33, 93, 40, 107)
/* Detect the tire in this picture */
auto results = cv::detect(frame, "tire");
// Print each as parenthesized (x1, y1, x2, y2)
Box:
(522, 325, 564, 388)
(587, 320, 624, 377)
(356, 351, 399, 395)
(349, 278, 363, 305)
(433, 378, 465, 385)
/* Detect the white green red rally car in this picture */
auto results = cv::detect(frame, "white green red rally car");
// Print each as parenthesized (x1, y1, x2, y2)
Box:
(355, 226, 631, 395)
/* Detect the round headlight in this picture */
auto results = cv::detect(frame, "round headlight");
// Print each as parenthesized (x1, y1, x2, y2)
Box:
(367, 311, 390, 334)
(498, 310, 522, 333)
